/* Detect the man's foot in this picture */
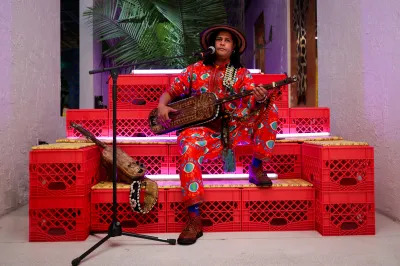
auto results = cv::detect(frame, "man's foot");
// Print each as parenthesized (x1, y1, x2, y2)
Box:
(177, 213, 203, 245)
(248, 164, 273, 187)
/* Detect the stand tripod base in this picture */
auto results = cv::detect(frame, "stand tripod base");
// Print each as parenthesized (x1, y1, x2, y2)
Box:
(71, 220, 176, 266)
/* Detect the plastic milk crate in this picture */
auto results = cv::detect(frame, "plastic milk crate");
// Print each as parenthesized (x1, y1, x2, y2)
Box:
(315, 190, 375, 236)
(277, 108, 290, 134)
(29, 144, 100, 198)
(289, 108, 330, 133)
(90, 183, 167, 233)
(166, 188, 241, 232)
(109, 109, 169, 137)
(66, 109, 109, 137)
(241, 186, 315, 231)
(29, 195, 91, 241)
(108, 74, 170, 109)
(302, 141, 374, 191)
(115, 144, 169, 175)
(236, 143, 302, 178)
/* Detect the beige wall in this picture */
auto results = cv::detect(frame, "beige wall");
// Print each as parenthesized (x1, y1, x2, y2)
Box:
(318, 0, 400, 221)
(0, 0, 65, 216)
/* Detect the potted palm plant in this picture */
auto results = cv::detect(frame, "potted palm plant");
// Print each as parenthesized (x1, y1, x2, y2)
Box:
(84, 0, 228, 69)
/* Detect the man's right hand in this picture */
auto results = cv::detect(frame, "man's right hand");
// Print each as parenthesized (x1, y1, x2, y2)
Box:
(157, 104, 178, 128)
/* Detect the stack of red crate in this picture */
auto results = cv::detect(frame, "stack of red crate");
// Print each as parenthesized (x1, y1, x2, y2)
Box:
(91, 143, 170, 233)
(65, 73, 331, 137)
(302, 140, 375, 235)
(90, 180, 314, 233)
(29, 143, 100, 241)
(108, 73, 293, 136)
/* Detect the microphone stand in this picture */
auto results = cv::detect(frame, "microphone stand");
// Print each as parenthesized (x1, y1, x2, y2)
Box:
(72, 53, 199, 266)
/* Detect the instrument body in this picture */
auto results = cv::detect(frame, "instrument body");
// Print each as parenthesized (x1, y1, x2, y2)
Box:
(149, 76, 298, 135)
(149, 92, 220, 135)
(70, 122, 146, 183)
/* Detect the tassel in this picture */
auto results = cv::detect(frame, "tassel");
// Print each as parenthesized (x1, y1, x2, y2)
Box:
(222, 148, 236, 173)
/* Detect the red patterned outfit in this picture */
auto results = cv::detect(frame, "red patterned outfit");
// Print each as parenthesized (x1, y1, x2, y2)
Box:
(167, 61, 279, 207)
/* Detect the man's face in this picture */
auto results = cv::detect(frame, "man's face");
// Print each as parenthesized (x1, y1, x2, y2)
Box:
(214, 31, 236, 60)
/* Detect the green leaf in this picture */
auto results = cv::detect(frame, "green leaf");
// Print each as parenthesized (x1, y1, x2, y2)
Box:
(84, 0, 227, 68)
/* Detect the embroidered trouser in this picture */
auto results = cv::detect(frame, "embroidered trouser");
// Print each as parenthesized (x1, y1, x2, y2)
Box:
(177, 103, 279, 207)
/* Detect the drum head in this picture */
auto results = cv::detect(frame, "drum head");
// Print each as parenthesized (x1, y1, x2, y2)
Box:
(129, 178, 158, 214)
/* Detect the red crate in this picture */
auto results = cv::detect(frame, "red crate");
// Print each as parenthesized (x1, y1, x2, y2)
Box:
(315, 190, 375, 236)
(277, 108, 290, 134)
(66, 109, 109, 137)
(252, 74, 289, 109)
(29, 195, 90, 241)
(91, 188, 166, 233)
(109, 109, 170, 137)
(168, 73, 181, 84)
(289, 108, 330, 133)
(169, 145, 225, 175)
(109, 74, 170, 109)
(242, 187, 315, 231)
(302, 143, 374, 191)
(115, 144, 169, 175)
(166, 188, 241, 232)
(29, 146, 100, 197)
(236, 143, 302, 179)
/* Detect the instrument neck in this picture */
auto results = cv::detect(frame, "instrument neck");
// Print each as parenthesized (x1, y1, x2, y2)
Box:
(71, 122, 107, 149)
(216, 78, 288, 105)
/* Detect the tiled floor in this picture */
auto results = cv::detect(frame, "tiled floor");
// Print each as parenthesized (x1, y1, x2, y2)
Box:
(0, 205, 399, 266)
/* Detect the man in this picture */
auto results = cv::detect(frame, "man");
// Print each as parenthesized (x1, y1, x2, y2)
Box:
(157, 25, 279, 245)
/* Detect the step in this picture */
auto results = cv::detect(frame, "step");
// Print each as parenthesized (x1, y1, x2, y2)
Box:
(90, 179, 315, 233)
(59, 133, 335, 144)
(65, 107, 331, 137)
(107, 73, 289, 109)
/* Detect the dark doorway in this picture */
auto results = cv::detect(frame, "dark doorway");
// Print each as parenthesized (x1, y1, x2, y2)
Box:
(254, 12, 266, 73)
(61, 0, 80, 115)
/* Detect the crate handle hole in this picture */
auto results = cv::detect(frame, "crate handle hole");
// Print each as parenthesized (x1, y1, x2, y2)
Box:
(121, 220, 138, 228)
(202, 219, 213, 227)
(48, 182, 67, 190)
(270, 218, 287, 226)
(132, 98, 146, 105)
(340, 222, 358, 230)
(339, 178, 358, 186)
(48, 228, 67, 236)
(133, 133, 147, 137)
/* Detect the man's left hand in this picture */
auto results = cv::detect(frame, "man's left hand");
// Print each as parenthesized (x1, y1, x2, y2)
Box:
(254, 85, 268, 102)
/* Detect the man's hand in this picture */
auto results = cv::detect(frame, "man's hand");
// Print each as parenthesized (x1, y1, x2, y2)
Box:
(253, 85, 268, 102)
(157, 104, 178, 128)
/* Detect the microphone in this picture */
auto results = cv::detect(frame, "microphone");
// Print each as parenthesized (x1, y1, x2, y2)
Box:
(194, 46, 216, 58)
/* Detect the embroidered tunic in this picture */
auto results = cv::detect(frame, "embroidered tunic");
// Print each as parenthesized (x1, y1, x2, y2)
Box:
(166, 61, 279, 206)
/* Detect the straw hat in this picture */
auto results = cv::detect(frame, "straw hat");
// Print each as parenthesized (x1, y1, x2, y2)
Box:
(200, 24, 247, 54)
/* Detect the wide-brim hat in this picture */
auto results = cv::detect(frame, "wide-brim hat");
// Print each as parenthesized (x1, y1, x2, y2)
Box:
(200, 24, 247, 54)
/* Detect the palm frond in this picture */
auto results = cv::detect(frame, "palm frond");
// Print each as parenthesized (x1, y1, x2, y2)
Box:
(84, 0, 227, 68)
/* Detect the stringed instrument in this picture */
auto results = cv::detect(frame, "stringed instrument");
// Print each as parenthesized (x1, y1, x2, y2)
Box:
(148, 75, 298, 135)
(70, 122, 146, 183)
